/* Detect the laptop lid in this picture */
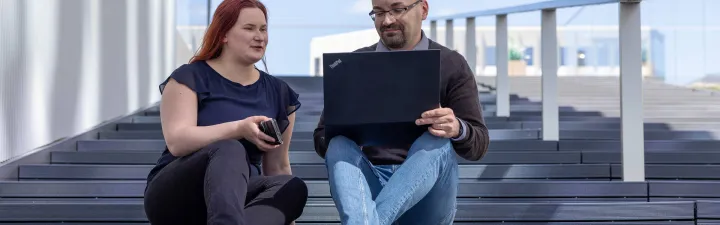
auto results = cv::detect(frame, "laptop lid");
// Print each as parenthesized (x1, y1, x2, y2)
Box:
(322, 49, 441, 147)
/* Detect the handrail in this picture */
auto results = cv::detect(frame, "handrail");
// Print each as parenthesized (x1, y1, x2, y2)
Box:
(426, 0, 646, 182)
(429, 0, 621, 20)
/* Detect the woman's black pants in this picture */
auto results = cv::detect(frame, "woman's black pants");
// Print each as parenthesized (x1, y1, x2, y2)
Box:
(143, 140, 309, 225)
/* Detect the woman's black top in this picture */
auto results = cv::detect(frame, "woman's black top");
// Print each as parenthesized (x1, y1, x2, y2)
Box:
(146, 60, 301, 183)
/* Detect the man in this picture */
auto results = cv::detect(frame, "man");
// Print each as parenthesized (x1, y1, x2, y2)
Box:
(312, 0, 490, 224)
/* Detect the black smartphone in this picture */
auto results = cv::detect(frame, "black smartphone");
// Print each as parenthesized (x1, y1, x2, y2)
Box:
(259, 118, 283, 145)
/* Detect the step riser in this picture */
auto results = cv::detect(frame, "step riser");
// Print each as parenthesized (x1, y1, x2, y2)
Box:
(18, 164, 613, 180)
(98, 130, 720, 141)
(117, 122, 720, 131)
(48, 151, 720, 165)
(75, 140, 720, 151)
(0, 201, 699, 222)
(17, 164, 720, 180)
(0, 181, 658, 198)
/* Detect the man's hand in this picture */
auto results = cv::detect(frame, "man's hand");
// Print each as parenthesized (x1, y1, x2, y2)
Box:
(415, 107, 460, 138)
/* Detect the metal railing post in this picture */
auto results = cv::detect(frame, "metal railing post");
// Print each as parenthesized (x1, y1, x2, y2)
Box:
(465, 17, 477, 75)
(541, 9, 559, 141)
(495, 14, 510, 117)
(206, 0, 212, 25)
(430, 20, 437, 40)
(445, 19, 454, 49)
(619, 0, 645, 182)
(164, 0, 176, 76)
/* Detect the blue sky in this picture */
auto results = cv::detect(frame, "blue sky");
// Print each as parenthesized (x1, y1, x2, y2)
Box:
(175, 0, 720, 84)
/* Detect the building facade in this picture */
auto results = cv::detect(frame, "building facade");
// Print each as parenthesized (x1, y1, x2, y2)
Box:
(309, 25, 665, 78)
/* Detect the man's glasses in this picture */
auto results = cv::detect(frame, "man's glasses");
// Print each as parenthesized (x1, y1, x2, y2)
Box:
(368, 0, 422, 21)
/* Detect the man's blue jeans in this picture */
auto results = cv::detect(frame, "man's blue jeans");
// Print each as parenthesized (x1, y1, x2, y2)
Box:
(324, 132, 459, 225)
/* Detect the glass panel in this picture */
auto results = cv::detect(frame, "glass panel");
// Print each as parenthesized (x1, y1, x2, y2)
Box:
(175, 0, 210, 59)
(642, 0, 720, 90)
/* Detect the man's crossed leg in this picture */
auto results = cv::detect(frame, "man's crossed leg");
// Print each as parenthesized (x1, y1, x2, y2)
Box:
(324, 132, 459, 225)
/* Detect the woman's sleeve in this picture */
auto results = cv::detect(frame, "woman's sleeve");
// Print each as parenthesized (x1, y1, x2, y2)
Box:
(285, 85, 301, 115)
(158, 64, 210, 102)
(277, 81, 302, 133)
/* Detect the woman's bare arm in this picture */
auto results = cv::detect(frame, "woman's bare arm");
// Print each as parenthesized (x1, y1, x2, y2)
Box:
(160, 78, 242, 157)
(262, 110, 295, 176)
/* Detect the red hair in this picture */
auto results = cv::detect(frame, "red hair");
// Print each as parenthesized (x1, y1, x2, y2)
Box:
(190, 0, 268, 65)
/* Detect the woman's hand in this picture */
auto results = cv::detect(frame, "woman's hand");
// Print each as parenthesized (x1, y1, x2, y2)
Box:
(238, 116, 281, 151)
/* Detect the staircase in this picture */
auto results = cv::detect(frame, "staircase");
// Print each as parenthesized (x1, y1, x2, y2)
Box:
(1, 76, 719, 224)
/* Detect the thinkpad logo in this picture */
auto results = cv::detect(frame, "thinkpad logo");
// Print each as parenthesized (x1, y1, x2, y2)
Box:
(329, 59, 342, 69)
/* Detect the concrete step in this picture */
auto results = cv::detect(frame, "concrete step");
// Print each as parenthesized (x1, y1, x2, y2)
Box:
(0, 199, 699, 223)
(97, 129, 720, 140)
(74, 139, 720, 152)
(50, 151, 583, 165)
(115, 121, 720, 131)
(17, 163, 720, 180)
(18, 164, 613, 180)
(0, 180, 654, 199)
(48, 151, 720, 165)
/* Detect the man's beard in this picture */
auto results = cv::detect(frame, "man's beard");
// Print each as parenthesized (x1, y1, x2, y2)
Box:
(380, 23, 406, 49)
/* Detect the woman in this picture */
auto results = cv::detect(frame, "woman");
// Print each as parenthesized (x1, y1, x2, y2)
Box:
(143, 1, 308, 224)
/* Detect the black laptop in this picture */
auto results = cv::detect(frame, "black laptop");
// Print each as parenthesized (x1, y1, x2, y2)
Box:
(322, 49, 441, 147)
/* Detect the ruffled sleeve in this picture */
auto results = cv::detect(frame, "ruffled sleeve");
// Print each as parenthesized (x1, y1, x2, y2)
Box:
(158, 64, 210, 102)
(276, 81, 302, 133)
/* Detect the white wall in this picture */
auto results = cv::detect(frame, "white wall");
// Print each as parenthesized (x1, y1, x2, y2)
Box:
(0, 0, 178, 163)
